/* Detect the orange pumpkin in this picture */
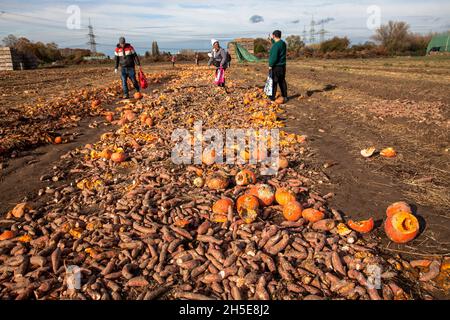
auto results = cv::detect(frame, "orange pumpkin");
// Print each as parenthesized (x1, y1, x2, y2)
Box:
(211, 198, 234, 222)
(386, 201, 412, 217)
(384, 211, 419, 243)
(91, 99, 101, 108)
(100, 148, 113, 160)
(236, 195, 259, 224)
(134, 92, 143, 100)
(212, 198, 234, 215)
(202, 148, 217, 166)
(206, 174, 229, 190)
(124, 110, 136, 122)
(0, 230, 15, 241)
(54, 136, 62, 144)
(145, 117, 154, 127)
(111, 151, 126, 163)
(380, 147, 397, 158)
(105, 112, 114, 122)
(235, 169, 256, 186)
(275, 188, 296, 206)
(247, 184, 275, 206)
(302, 208, 325, 223)
(140, 113, 149, 124)
(282, 201, 303, 221)
(347, 217, 374, 234)
(278, 156, 289, 169)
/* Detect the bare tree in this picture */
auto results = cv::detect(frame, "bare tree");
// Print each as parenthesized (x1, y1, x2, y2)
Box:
(372, 21, 410, 54)
(2, 34, 18, 47)
(285, 35, 305, 53)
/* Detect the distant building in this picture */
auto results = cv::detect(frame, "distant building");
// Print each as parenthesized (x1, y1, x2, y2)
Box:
(0, 47, 37, 71)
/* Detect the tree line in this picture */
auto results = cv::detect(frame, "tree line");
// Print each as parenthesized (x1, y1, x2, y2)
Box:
(254, 21, 440, 58)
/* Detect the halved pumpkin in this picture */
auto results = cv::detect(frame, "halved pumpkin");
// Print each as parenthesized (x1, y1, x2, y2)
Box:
(384, 211, 419, 243)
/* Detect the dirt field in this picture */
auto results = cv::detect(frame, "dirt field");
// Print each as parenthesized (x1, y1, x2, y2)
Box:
(0, 58, 449, 300)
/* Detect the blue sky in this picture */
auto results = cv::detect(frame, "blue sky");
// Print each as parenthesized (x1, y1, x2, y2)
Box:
(0, 0, 449, 54)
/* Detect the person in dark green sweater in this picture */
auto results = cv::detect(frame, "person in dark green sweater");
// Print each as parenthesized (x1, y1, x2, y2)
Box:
(268, 30, 288, 102)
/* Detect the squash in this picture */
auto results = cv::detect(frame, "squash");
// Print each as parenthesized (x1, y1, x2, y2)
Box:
(212, 198, 234, 215)
(111, 151, 126, 163)
(206, 174, 229, 190)
(302, 208, 325, 223)
(235, 169, 256, 186)
(275, 188, 296, 206)
(380, 147, 397, 158)
(278, 156, 289, 169)
(54, 136, 62, 144)
(386, 201, 411, 217)
(105, 112, 114, 122)
(91, 99, 101, 108)
(282, 201, 303, 221)
(247, 184, 275, 206)
(384, 211, 419, 243)
(100, 148, 113, 160)
(236, 195, 259, 224)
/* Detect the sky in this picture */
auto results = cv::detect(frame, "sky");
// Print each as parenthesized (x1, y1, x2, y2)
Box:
(0, 0, 449, 54)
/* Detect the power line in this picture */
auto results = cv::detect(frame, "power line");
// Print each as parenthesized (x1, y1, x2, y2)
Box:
(87, 18, 97, 53)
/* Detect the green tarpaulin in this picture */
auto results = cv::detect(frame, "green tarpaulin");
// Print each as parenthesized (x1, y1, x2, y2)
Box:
(232, 43, 261, 63)
(426, 33, 450, 54)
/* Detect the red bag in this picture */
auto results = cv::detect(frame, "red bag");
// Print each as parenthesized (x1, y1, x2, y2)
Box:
(214, 67, 225, 86)
(138, 68, 148, 89)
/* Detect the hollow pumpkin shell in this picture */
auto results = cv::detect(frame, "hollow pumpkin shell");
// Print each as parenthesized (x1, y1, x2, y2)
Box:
(384, 211, 419, 244)
(347, 217, 374, 234)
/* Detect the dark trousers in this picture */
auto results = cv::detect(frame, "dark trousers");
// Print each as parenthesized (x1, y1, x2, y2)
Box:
(121, 67, 140, 96)
(271, 65, 287, 99)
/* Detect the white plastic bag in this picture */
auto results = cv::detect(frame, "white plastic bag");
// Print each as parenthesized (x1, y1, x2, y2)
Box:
(264, 71, 273, 97)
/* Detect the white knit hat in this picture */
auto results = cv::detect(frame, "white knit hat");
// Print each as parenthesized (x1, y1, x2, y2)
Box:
(211, 39, 219, 46)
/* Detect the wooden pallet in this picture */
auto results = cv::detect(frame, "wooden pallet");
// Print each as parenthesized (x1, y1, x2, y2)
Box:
(228, 38, 255, 59)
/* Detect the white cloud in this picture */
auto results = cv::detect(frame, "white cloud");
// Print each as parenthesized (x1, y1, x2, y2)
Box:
(0, 0, 449, 53)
